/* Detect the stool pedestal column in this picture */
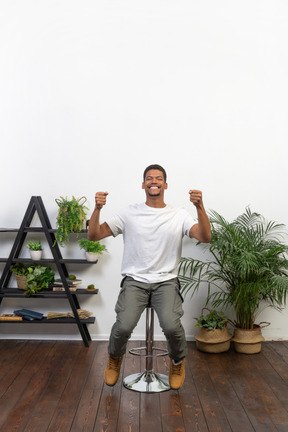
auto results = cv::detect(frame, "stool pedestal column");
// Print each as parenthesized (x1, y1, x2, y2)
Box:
(123, 307, 170, 393)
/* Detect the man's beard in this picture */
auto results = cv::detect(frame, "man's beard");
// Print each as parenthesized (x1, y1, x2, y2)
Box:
(148, 190, 161, 197)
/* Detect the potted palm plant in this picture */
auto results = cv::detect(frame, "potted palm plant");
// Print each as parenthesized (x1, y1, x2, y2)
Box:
(54, 196, 89, 246)
(178, 207, 288, 354)
(78, 238, 108, 262)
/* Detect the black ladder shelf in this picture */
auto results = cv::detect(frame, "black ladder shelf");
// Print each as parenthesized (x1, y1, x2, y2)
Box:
(0, 196, 97, 347)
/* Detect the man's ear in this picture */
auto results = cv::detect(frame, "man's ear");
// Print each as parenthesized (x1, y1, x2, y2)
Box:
(142, 182, 145, 189)
(165, 182, 168, 190)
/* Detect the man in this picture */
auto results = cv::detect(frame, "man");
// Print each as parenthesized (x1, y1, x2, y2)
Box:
(88, 164, 211, 389)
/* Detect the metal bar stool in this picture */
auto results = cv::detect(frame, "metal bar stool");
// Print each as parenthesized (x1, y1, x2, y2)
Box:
(123, 303, 170, 393)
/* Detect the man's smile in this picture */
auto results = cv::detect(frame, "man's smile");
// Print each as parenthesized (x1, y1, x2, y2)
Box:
(147, 185, 161, 196)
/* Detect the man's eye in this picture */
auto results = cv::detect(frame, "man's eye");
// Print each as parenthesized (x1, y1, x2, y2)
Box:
(145, 177, 163, 181)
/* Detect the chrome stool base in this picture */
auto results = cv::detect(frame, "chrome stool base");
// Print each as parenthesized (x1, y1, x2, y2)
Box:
(123, 370, 170, 393)
(123, 305, 170, 393)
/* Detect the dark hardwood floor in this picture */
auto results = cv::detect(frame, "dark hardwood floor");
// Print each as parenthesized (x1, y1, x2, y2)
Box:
(0, 339, 287, 432)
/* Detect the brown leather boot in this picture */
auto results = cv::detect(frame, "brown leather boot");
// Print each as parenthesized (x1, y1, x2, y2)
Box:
(169, 358, 185, 390)
(104, 355, 123, 386)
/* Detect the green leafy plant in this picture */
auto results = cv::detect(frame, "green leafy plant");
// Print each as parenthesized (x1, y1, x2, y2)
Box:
(78, 238, 108, 254)
(10, 264, 55, 297)
(87, 284, 95, 290)
(195, 309, 228, 330)
(54, 196, 89, 246)
(178, 207, 288, 330)
(27, 240, 42, 251)
(25, 266, 55, 297)
(10, 263, 28, 277)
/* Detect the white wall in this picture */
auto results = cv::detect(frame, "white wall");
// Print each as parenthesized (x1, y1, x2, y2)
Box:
(1, 0, 288, 341)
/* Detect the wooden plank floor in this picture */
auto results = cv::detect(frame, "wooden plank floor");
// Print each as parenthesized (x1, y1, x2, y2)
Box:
(0, 340, 287, 432)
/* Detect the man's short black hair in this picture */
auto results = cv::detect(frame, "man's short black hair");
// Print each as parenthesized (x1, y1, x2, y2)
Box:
(143, 164, 167, 182)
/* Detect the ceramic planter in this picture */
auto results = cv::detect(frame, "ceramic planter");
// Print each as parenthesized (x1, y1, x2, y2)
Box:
(29, 250, 43, 260)
(85, 252, 98, 262)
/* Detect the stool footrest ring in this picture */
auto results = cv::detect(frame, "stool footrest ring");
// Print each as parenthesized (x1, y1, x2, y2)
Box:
(129, 346, 168, 358)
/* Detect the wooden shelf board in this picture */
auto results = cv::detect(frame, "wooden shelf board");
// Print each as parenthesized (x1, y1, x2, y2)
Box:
(0, 288, 99, 298)
(0, 228, 88, 233)
(0, 317, 95, 324)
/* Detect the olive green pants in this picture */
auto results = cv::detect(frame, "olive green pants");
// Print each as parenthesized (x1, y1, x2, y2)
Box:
(108, 276, 187, 363)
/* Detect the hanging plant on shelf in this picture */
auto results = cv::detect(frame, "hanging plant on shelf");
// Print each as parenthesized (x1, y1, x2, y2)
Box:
(54, 196, 89, 247)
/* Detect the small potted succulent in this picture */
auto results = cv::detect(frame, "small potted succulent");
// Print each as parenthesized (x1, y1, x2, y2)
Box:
(78, 238, 108, 262)
(27, 240, 43, 260)
(86, 283, 97, 292)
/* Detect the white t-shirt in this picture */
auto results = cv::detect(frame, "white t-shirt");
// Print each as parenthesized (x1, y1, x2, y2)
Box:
(106, 203, 195, 283)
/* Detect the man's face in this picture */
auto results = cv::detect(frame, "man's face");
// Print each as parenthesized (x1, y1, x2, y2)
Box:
(142, 169, 168, 198)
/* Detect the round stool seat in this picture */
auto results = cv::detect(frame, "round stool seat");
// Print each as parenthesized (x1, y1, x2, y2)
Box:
(123, 305, 170, 393)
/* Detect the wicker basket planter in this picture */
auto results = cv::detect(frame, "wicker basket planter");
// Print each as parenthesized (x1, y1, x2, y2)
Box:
(195, 326, 232, 353)
(232, 323, 269, 354)
(16, 275, 28, 290)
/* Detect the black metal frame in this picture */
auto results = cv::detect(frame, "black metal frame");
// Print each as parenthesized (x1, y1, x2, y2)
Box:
(0, 196, 97, 346)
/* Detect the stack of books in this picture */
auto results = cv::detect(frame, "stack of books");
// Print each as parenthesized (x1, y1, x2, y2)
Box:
(14, 309, 43, 320)
(0, 314, 23, 321)
(0, 310, 44, 321)
(52, 278, 82, 292)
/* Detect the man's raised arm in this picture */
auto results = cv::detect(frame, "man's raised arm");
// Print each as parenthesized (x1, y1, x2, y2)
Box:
(88, 192, 113, 241)
(188, 189, 212, 243)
